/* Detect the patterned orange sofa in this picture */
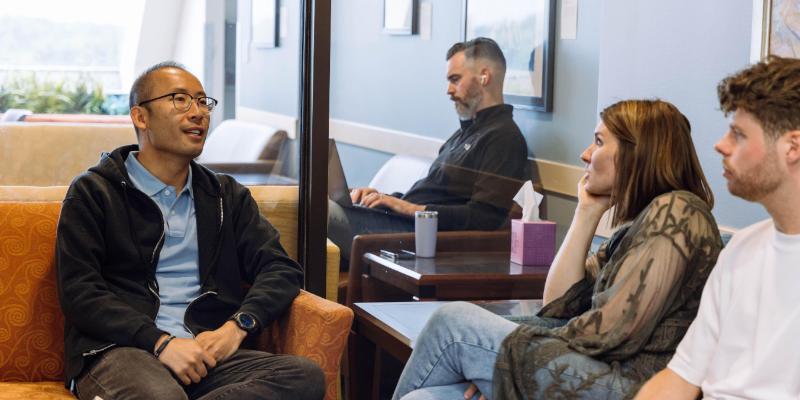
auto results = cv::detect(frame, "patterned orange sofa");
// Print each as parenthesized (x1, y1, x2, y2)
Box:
(0, 187, 352, 400)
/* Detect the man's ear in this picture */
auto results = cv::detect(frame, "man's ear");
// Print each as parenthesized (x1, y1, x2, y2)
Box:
(479, 66, 491, 86)
(784, 130, 800, 165)
(130, 106, 148, 132)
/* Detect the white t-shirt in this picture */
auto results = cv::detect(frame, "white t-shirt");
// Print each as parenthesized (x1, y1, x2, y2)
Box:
(668, 219, 800, 399)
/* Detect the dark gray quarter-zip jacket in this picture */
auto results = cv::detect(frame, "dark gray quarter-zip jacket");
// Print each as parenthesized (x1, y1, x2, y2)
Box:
(56, 144, 303, 388)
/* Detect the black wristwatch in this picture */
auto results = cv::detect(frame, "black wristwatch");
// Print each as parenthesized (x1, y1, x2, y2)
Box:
(231, 312, 259, 335)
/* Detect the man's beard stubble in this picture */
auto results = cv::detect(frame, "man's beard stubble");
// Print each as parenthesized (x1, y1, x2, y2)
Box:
(453, 85, 483, 120)
(725, 153, 782, 202)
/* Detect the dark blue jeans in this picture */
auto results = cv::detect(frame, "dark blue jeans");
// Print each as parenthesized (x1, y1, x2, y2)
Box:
(75, 347, 325, 400)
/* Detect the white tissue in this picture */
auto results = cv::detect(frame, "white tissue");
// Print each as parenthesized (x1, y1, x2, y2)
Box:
(513, 181, 543, 222)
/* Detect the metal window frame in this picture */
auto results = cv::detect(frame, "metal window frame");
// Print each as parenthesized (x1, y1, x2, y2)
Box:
(297, 0, 331, 297)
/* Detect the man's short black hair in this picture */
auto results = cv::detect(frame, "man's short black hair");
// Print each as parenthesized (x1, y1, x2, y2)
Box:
(446, 37, 506, 73)
(129, 61, 189, 138)
(129, 61, 188, 110)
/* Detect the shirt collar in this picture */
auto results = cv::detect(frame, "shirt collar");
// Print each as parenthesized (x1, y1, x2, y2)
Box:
(458, 104, 510, 130)
(459, 118, 474, 130)
(124, 152, 194, 199)
(475, 103, 510, 122)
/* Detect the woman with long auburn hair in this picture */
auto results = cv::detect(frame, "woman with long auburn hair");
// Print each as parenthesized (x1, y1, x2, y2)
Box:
(392, 99, 723, 400)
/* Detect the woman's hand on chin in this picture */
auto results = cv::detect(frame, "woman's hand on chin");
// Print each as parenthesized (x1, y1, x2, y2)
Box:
(576, 174, 611, 217)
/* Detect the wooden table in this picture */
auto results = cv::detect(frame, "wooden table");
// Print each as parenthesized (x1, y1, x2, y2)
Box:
(350, 300, 543, 400)
(362, 251, 550, 301)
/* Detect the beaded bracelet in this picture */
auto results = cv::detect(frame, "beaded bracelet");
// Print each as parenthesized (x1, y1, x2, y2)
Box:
(153, 334, 176, 358)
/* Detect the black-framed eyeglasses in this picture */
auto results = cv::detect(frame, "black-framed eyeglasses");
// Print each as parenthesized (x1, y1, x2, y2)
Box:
(137, 92, 218, 113)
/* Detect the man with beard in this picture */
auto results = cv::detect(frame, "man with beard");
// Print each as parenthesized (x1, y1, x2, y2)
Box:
(328, 37, 528, 267)
(635, 56, 800, 400)
(56, 62, 324, 400)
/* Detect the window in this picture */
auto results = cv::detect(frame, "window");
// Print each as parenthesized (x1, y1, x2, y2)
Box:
(0, 0, 145, 115)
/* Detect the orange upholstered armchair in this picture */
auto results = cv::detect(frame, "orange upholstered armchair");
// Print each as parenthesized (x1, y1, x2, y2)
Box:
(0, 191, 351, 400)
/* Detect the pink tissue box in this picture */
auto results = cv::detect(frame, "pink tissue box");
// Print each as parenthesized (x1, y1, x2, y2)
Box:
(510, 219, 556, 266)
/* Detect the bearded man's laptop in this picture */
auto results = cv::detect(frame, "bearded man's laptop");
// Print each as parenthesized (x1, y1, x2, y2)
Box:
(328, 139, 402, 216)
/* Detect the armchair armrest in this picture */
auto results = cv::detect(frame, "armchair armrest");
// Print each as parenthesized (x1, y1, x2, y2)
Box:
(257, 290, 353, 400)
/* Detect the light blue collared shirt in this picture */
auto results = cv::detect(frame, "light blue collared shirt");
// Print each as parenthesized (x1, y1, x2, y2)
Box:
(125, 152, 200, 338)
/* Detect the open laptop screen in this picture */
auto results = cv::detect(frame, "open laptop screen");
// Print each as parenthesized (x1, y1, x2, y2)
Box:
(328, 139, 353, 207)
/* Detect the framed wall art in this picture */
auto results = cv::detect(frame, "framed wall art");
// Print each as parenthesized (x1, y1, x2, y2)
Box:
(252, 0, 279, 48)
(463, 0, 556, 112)
(383, 0, 416, 35)
(751, 0, 800, 60)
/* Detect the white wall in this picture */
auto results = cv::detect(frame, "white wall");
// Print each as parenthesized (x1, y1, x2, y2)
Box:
(597, 0, 766, 228)
(119, 0, 227, 129)
(118, 1, 148, 93)
(203, 0, 227, 127)
(132, 1, 184, 81)
(235, 0, 301, 117)
(174, 1, 206, 81)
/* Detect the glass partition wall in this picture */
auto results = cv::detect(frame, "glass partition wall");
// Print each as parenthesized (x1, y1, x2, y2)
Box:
(326, 0, 533, 298)
(212, 0, 331, 297)
(326, 2, 539, 397)
(232, 0, 330, 296)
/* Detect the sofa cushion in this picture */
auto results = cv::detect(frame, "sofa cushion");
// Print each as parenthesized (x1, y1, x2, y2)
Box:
(247, 185, 299, 258)
(0, 122, 136, 186)
(198, 120, 286, 163)
(0, 203, 64, 382)
(0, 186, 68, 203)
(258, 130, 289, 161)
(368, 154, 433, 195)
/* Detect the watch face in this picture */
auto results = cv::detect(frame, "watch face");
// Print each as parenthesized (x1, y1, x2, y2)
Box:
(237, 313, 256, 330)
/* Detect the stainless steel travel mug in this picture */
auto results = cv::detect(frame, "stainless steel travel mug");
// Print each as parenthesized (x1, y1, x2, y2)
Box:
(414, 210, 438, 258)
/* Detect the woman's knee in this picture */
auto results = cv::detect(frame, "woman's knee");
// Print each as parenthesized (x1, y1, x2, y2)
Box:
(427, 302, 481, 328)
(423, 302, 515, 339)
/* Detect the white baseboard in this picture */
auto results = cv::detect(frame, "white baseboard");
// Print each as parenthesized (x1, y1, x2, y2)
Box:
(329, 119, 445, 160)
(228, 111, 586, 198)
(327, 118, 740, 237)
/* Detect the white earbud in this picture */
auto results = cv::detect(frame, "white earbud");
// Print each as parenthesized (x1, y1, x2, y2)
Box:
(480, 75, 487, 85)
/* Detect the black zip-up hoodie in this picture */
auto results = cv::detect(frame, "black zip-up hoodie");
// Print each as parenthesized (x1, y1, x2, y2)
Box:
(56, 144, 303, 388)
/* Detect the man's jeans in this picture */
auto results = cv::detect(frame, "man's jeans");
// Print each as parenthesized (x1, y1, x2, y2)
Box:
(75, 347, 325, 400)
(327, 199, 414, 263)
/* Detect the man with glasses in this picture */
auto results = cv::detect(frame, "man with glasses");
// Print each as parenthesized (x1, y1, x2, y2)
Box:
(56, 61, 324, 400)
